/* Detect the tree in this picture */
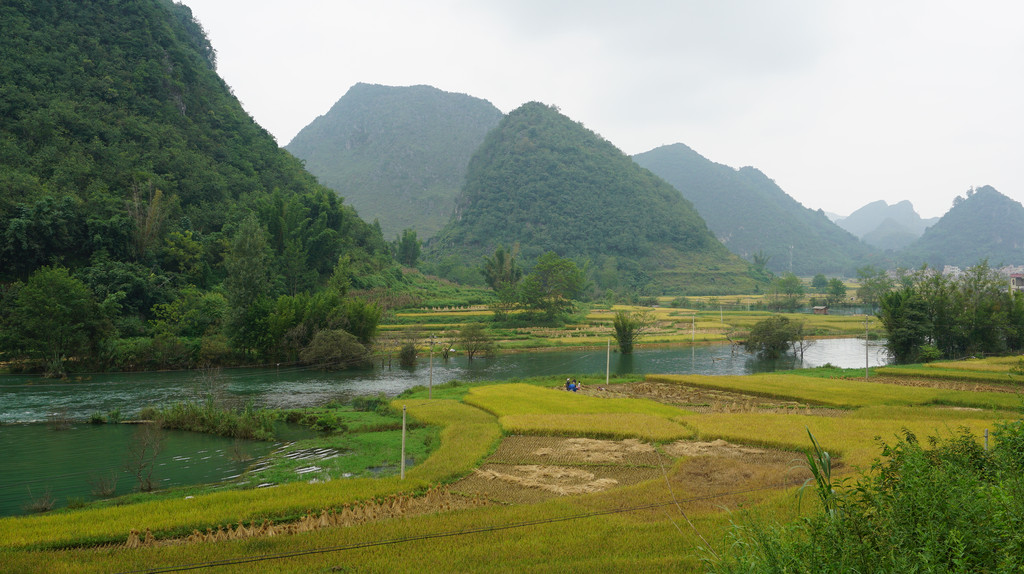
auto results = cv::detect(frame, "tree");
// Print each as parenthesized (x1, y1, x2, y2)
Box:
(223, 214, 275, 354)
(769, 273, 804, 311)
(393, 229, 421, 267)
(742, 315, 805, 359)
(811, 274, 828, 292)
(878, 286, 931, 363)
(826, 278, 847, 307)
(458, 323, 495, 360)
(519, 252, 586, 320)
(300, 329, 369, 370)
(856, 266, 893, 312)
(482, 245, 522, 291)
(612, 309, 653, 354)
(5, 266, 109, 377)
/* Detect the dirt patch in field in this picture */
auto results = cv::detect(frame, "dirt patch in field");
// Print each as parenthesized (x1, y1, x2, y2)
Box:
(578, 381, 845, 416)
(868, 375, 1022, 394)
(488, 436, 665, 466)
(453, 435, 817, 508)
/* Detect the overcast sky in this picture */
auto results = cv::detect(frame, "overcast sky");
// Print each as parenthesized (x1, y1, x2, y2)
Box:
(181, 0, 1022, 219)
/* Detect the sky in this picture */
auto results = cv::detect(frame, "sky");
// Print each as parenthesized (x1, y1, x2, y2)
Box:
(180, 0, 1023, 219)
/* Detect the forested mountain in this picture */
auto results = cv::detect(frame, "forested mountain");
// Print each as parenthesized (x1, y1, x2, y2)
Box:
(0, 0, 393, 374)
(430, 103, 757, 294)
(838, 200, 938, 250)
(897, 186, 1024, 268)
(286, 84, 503, 239)
(633, 143, 880, 276)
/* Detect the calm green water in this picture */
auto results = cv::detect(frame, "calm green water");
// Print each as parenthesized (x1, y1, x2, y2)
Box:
(0, 338, 887, 517)
(0, 423, 279, 517)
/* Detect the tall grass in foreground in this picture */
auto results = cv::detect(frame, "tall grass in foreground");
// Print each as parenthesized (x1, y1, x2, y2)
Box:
(707, 422, 1024, 573)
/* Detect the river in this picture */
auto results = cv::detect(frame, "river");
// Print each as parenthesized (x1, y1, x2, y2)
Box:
(0, 338, 888, 517)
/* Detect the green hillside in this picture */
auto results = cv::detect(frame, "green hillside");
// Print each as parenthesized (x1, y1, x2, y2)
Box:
(634, 143, 881, 276)
(286, 84, 503, 239)
(430, 103, 757, 294)
(898, 186, 1024, 268)
(0, 0, 393, 373)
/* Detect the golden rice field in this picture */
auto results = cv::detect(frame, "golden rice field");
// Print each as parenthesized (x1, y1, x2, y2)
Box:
(2, 356, 1021, 572)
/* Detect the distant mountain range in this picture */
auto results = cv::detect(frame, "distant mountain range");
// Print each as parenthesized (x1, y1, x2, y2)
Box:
(897, 186, 1024, 268)
(287, 83, 1023, 279)
(430, 103, 757, 294)
(286, 83, 503, 239)
(633, 143, 878, 276)
(835, 200, 939, 251)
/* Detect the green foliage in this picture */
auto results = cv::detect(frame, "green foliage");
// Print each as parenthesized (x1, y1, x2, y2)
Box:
(742, 315, 805, 359)
(300, 329, 370, 370)
(825, 277, 847, 306)
(709, 425, 1024, 573)
(430, 103, 754, 293)
(0, 1, 395, 371)
(611, 309, 653, 354)
(392, 228, 421, 267)
(458, 322, 495, 360)
(149, 399, 276, 441)
(768, 272, 804, 311)
(519, 251, 586, 320)
(856, 265, 894, 311)
(877, 262, 1024, 361)
(398, 342, 417, 367)
(811, 273, 828, 292)
(2, 266, 110, 376)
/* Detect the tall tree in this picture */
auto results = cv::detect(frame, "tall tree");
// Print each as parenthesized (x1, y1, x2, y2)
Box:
(393, 229, 421, 267)
(4, 266, 109, 377)
(612, 309, 654, 354)
(519, 252, 586, 320)
(223, 214, 275, 354)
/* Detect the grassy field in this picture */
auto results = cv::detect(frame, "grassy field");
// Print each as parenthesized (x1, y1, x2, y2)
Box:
(3, 357, 1021, 571)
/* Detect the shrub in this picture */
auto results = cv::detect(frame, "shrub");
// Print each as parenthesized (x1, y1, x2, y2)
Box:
(88, 412, 106, 424)
(352, 393, 389, 412)
(398, 342, 417, 367)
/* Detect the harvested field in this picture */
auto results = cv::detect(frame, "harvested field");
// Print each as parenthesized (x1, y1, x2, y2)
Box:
(580, 381, 846, 416)
(868, 375, 1023, 394)
(452, 435, 816, 507)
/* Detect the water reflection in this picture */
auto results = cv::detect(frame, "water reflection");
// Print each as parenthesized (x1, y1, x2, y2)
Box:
(0, 338, 888, 424)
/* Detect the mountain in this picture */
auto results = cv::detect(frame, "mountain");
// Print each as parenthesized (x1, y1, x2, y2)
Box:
(286, 84, 503, 240)
(0, 0, 387, 330)
(838, 200, 938, 250)
(633, 143, 877, 276)
(898, 186, 1024, 268)
(431, 103, 756, 294)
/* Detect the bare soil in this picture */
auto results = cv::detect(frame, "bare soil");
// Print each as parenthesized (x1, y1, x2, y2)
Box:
(577, 380, 846, 416)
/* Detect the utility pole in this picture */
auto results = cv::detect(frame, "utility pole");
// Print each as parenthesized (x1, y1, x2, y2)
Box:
(864, 316, 870, 381)
(400, 405, 406, 479)
(606, 339, 610, 386)
(428, 334, 434, 399)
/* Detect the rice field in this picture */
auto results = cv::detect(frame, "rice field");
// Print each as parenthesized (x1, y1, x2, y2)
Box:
(2, 357, 1020, 572)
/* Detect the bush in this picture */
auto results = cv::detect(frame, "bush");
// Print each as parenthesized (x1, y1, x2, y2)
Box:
(398, 342, 417, 367)
(88, 412, 106, 424)
(709, 425, 1024, 573)
(352, 393, 389, 412)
